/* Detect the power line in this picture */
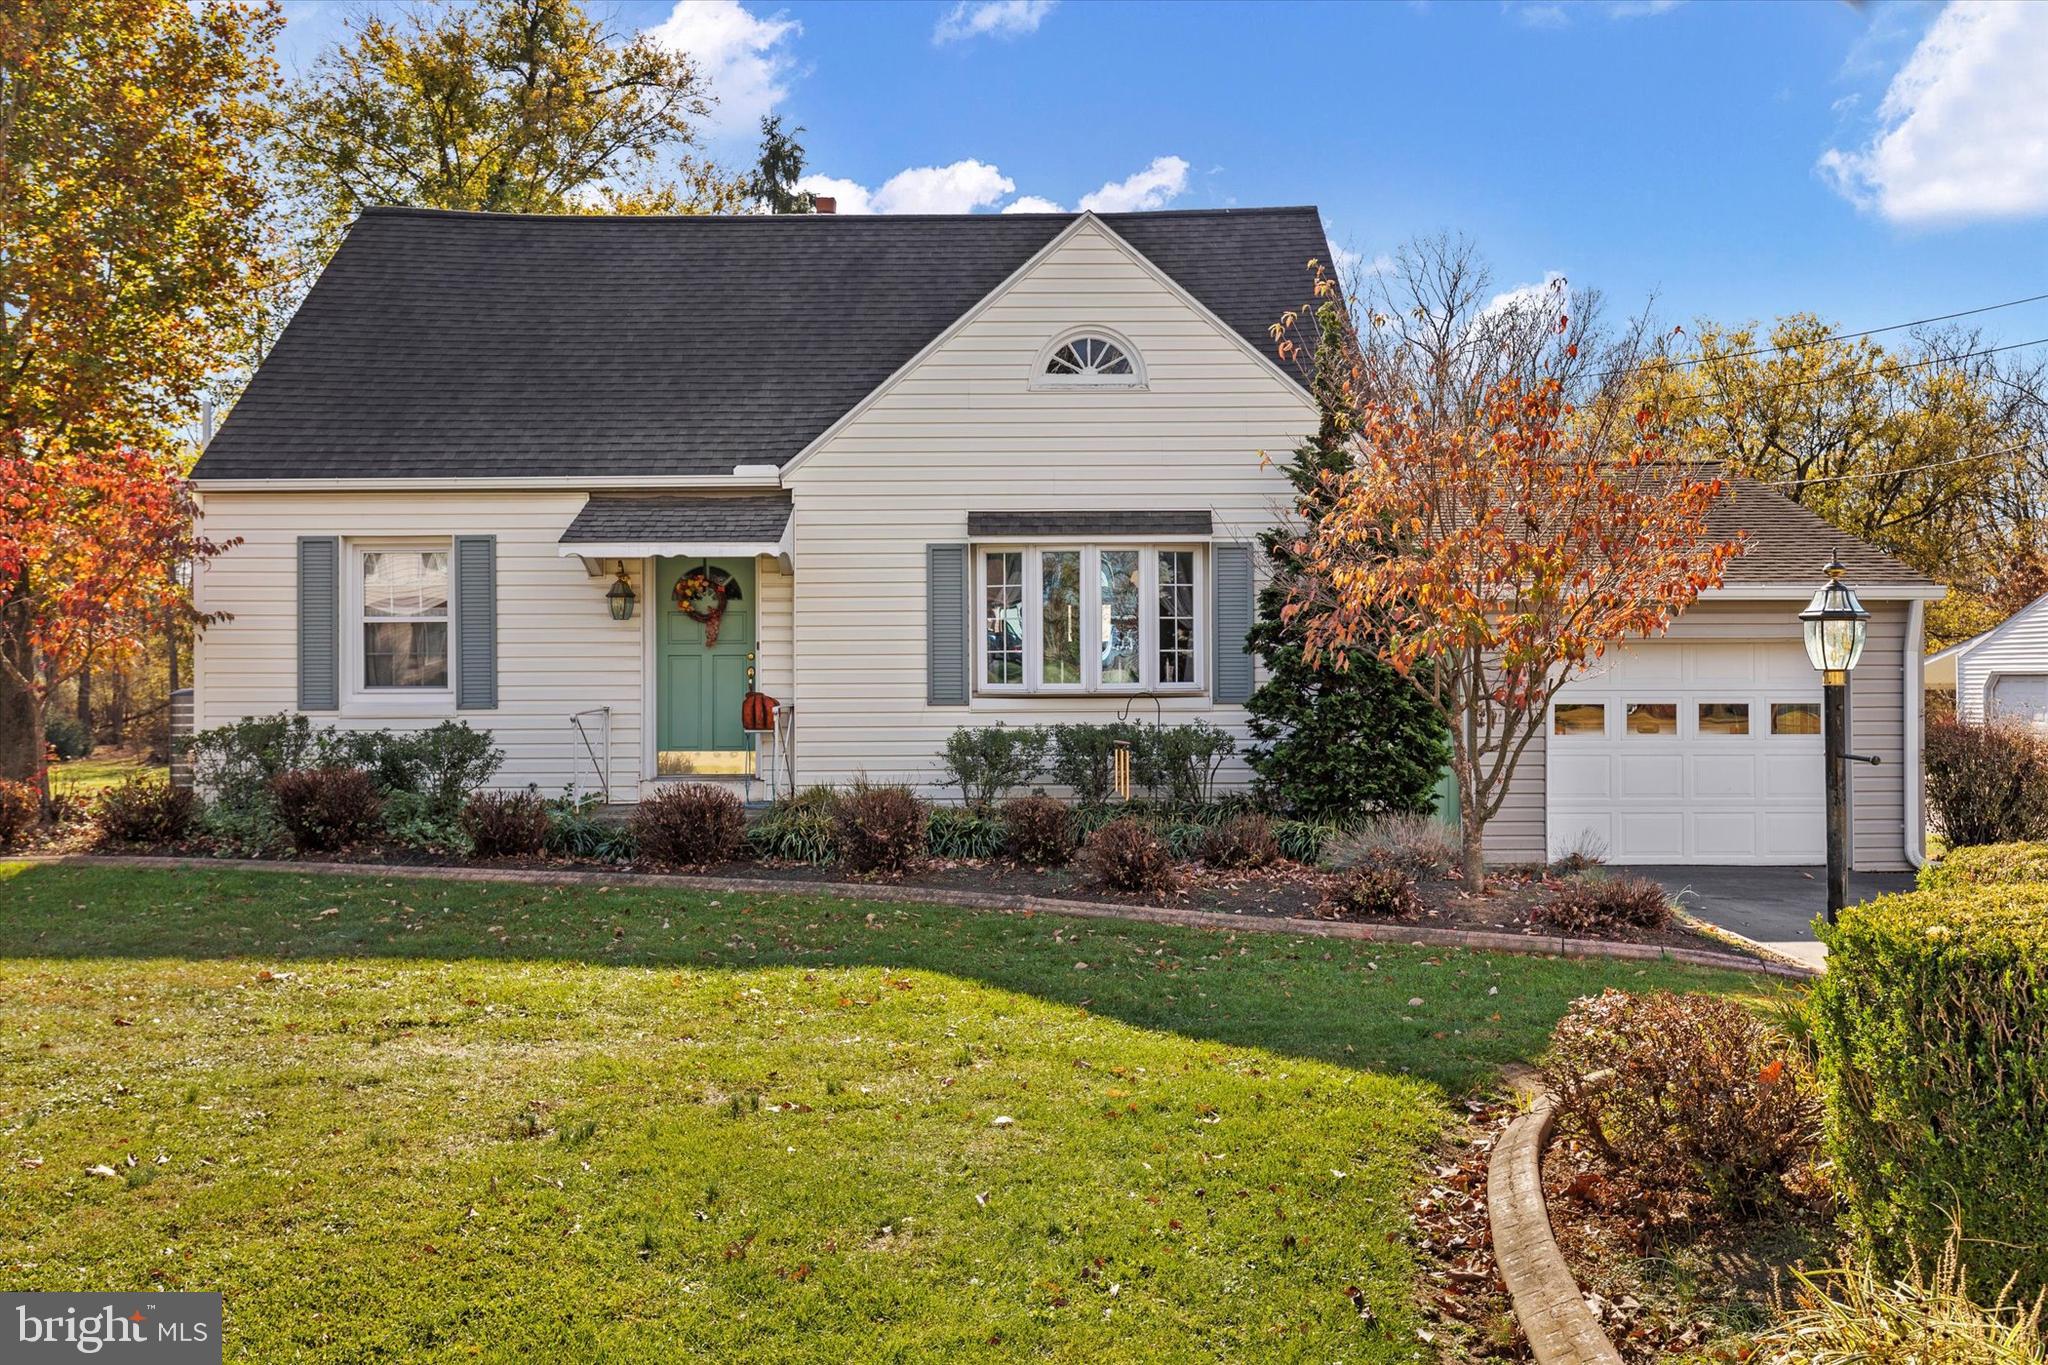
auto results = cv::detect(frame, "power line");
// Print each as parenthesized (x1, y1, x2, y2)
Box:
(1656, 335, 2048, 409)
(1753, 437, 2041, 489)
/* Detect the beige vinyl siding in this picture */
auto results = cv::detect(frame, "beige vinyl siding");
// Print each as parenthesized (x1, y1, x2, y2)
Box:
(781, 217, 1315, 795)
(1485, 597, 1918, 871)
(195, 491, 655, 799)
(1953, 598, 2048, 723)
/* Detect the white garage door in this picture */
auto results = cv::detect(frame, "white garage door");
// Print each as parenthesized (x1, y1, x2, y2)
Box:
(1546, 641, 1825, 865)
(1989, 674, 2048, 731)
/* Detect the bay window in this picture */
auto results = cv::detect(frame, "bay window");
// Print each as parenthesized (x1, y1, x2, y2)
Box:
(978, 544, 1204, 694)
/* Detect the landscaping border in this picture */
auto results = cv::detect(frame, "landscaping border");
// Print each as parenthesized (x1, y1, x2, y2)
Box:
(1487, 1096, 1624, 1365)
(23, 853, 1816, 978)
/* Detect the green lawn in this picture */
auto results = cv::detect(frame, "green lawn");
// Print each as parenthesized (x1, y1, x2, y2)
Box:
(0, 863, 1787, 1361)
(48, 749, 166, 798)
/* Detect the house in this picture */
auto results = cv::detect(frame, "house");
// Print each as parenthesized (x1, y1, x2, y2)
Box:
(1925, 590, 2048, 730)
(188, 204, 1939, 870)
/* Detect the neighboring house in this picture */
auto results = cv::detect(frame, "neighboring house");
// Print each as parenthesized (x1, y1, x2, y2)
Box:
(189, 204, 1939, 870)
(1925, 590, 2048, 730)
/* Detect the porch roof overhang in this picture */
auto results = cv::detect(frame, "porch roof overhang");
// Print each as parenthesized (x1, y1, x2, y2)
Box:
(557, 492, 794, 568)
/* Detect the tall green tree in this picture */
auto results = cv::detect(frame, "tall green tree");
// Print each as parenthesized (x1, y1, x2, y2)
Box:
(0, 0, 279, 786)
(749, 114, 816, 213)
(1245, 301, 1450, 823)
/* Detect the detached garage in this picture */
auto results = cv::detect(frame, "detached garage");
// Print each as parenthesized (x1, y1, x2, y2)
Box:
(1482, 477, 1944, 872)
(1926, 589, 2048, 733)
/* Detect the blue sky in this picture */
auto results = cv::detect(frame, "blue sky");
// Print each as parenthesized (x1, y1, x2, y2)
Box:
(274, 0, 2048, 346)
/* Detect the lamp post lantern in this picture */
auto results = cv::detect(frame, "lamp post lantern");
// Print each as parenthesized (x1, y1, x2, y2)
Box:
(1800, 552, 1871, 925)
(605, 561, 638, 622)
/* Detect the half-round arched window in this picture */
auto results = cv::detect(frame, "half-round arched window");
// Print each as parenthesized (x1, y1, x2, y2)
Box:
(1036, 330, 1145, 387)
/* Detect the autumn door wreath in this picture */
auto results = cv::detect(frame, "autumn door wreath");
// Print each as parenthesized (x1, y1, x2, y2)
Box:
(671, 566, 732, 645)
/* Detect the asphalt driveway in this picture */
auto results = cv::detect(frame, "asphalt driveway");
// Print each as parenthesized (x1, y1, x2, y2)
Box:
(1638, 865, 1918, 969)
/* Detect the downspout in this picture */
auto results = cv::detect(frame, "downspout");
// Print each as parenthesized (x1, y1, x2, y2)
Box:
(1904, 597, 1925, 870)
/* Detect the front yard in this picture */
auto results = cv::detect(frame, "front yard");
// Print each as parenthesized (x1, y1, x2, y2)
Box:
(0, 862, 1779, 1360)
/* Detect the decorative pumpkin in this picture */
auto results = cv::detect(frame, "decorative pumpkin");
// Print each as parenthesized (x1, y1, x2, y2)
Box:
(741, 691, 778, 732)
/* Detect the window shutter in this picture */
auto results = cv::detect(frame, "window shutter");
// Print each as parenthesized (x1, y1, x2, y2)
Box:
(296, 537, 340, 711)
(454, 535, 497, 710)
(1211, 542, 1255, 704)
(927, 543, 970, 706)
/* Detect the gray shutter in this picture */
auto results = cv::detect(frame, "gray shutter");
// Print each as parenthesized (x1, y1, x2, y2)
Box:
(1212, 542, 1255, 704)
(454, 535, 497, 710)
(296, 537, 340, 711)
(927, 543, 970, 706)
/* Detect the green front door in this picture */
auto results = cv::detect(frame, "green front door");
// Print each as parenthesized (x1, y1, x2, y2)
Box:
(657, 557, 757, 766)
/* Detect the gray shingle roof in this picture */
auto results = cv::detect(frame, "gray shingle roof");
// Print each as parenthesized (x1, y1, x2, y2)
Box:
(558, 493, 792, 544)
(965, 510, 1212, 537)
(1714, 474, 1934, 589)
(194, 206, 1332, 482)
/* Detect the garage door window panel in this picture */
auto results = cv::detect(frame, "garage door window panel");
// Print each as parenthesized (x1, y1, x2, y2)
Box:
(1554, 702, 1606, 735)
(1771, 702, 1822, 735)
(1626, 702, 1678, 735)
(1698, 702, 1750, 735)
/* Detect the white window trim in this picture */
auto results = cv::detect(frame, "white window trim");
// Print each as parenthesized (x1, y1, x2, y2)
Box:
(343, 537, 455, 716)
(1029, 326, 1148, 391)
(975, 542, 1205, 697)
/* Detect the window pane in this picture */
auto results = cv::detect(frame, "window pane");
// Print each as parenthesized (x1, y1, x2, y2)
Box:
(983, 552, 1024, 686)
(1699, 702, 1750, 735)
(1553, 702, 1605, 735)
(364, 621, 447, 688)
(1772, 702, 1822, 735)
(363, 550, 448, 619)
(1157, 551, 1197, 685)
(1099, 550, 1140, 686)
(1040, 551, 1082, 685)
(1625, 702, 1677, 735)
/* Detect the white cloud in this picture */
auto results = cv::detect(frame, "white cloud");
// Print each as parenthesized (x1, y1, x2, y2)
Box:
(934, 0, 1056, 44)
(1076, 155, 1190, 212)
(1483, 271, 1569, 320)
(1818, 1, 2048, 225)
(1512, 3, 1569, 29)
(796, 160, 1016, 215)
(1001, 195, 1066, 214)
(1329, 243, 1394, 281)
(1605, 0, 1680, 16)
(644, 0, 802, 143)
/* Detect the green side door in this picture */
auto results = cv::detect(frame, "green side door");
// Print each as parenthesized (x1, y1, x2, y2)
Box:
(657, 557, 757, 756)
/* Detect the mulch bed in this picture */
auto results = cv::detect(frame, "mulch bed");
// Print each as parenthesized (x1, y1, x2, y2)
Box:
(25, 825, 1744, 959)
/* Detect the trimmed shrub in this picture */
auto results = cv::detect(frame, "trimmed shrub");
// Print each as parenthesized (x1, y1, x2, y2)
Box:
(746, 787, 839, 864)
(1150, 721, 1236, 809)
(1917, 840, 2048, 891)
(92, 779, 198, 845)
(939, 724, 1050, 808)
(927, 806, 1005, 860)
(1923, 715, 2048, 847)
(271, 767, 383, 854)
(1321, 860, 1422, 918)
(1532, 874, 1672, 933)
(1814, 884, 2048, 1300)
(188, 713, 330, 814)
(1001, 795, 1073, 866)
(328, 720, 503, 816)
(1199, 812, 1280, 870)
(461, 790, 550, 858)
(0, 778, 39, 848)
(834, 783, 927, 875)
(1546, 988, 1821, 1221)
(1329, 812, 1457, 878)
(632, 784, 746, 867)
(45, 712, 92, 761)
(1049, 723, 1141, 807)
(1078, 818, 1174, 896)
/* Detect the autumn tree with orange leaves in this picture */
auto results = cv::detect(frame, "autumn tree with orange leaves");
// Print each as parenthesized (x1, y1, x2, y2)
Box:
(1279, 238, 1745, 887)
(1, 0, 279, 792)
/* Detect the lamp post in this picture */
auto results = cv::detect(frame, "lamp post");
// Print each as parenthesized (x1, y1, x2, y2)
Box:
(1800, 553, 1871, 925)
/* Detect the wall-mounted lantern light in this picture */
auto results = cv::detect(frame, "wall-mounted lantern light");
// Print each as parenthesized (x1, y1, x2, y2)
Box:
(606, 561, 637, 621)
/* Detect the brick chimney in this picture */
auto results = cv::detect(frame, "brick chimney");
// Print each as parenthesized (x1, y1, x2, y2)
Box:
(814, 196, 836, 215)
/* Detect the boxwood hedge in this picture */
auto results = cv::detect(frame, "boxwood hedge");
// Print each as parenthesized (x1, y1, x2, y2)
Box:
(1916, 840, 2048, 891)
(1812, 883, 2048, 1300)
